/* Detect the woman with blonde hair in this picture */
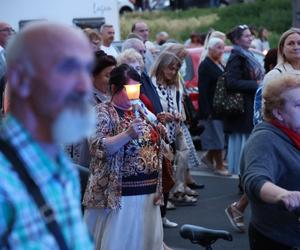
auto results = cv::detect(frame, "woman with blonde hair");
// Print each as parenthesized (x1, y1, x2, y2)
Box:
(83, 28, 101, 51)
(162, 43, 203, 187)
(264, 27, 300, 84)
(151, 51, 198, 204)
(254, 28, 300, 124)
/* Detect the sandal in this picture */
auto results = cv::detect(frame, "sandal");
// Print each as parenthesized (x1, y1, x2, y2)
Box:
(187, 182, 205, 190)
(170, 192, 197, 206)
(225, 202, 245, 233)
(185, 186, 199, 197)
(214, 169, 231, 177)
(201, 155, 215, 170)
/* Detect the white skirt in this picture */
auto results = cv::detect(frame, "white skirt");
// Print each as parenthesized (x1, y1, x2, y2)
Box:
(84, 193, 164, 250)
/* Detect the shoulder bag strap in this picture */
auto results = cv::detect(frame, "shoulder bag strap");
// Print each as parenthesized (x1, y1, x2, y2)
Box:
(0, 139, 69, 250)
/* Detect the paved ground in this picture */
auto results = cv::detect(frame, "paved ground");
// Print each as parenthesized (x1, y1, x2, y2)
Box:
(163, 161, 251, 250)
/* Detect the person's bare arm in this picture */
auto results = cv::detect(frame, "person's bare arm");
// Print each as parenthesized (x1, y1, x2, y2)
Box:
(260, 181, 300, 211)
(103, 118, 144, 155)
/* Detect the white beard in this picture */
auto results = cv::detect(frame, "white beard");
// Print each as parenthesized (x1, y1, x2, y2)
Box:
(52, 104, 96, 145)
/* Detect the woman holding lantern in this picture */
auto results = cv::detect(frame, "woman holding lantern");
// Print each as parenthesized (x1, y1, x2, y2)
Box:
(83, 64, 164, 250)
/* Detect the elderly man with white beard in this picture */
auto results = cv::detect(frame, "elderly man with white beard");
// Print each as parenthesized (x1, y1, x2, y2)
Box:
(0, 22, 95, 249)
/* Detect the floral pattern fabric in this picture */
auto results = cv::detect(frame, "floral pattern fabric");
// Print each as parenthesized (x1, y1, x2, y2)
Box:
(82, 103, 162, 209)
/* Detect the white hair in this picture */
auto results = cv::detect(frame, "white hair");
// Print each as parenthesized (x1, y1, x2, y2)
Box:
(200, 30, 225, 62)
(122, 38, 144, 52)
(52, 103, 96, 145)
(100, 24, 113, 33)
(207, 37, 224, 49)
(117, 48, 144, 68)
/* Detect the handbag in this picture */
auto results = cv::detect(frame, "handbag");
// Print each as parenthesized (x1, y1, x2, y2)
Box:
(161, 139, 174, 162)
(183, 93, 198, 124)
(212, 73, 245, 115)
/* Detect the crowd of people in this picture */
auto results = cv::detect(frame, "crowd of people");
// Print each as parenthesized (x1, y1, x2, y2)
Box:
(0, 16, 300, 250)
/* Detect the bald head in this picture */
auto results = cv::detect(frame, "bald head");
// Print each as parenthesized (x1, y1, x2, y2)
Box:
(0, 22, 14, 48)
(131, 21, 149, 42)
(6, 22, 94, 143)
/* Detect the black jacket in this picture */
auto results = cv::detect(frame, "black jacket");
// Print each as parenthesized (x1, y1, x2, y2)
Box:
(140, 71, 163, 115)
(198, 57, 223, 120)
(223, 49, 258, 134)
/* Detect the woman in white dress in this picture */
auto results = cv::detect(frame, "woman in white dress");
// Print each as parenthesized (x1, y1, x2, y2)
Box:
(83, 64, 164, 250)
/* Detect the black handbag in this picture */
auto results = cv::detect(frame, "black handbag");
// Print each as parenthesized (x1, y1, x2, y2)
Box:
(212, 73, 244, 115)
(183, 93, 198, 123)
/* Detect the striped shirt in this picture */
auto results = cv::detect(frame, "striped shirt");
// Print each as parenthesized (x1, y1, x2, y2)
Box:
(0, 115, 93, 250)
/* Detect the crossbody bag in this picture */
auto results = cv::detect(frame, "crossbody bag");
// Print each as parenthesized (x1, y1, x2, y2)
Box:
(0, 138, 68, 250)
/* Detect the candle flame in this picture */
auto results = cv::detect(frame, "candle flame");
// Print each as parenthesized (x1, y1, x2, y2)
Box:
(124, 84, 141, 100)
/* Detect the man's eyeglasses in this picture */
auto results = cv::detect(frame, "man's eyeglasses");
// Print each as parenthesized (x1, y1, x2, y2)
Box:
(0, 27, 15, 34)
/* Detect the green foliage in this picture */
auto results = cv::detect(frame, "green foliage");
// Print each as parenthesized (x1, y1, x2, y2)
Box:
(120, 0, 292, 47)
(212, 0, 291, 34)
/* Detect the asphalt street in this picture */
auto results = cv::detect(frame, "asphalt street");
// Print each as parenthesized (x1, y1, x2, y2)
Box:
(163, 163, 251, 250)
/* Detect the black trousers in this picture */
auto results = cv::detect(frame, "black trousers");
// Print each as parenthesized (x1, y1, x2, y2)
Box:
(249, 223, 297, 250)
(160, 192, 169, 218)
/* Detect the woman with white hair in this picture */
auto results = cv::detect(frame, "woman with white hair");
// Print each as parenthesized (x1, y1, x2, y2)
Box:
(198, 37, 229, 175)
(116, 48, 159, 124)
(117, 48, 144, 75)
(200, 30, 226, 63)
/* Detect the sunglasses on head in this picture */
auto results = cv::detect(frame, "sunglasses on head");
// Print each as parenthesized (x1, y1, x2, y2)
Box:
(238, 25, 248, 30)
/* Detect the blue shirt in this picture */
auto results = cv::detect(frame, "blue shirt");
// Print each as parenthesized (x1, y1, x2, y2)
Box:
(253, 85, 263, 125)
(0, 115, 93, 249)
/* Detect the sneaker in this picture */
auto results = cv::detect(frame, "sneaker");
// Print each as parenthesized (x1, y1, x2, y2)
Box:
(225, 202, 246, 233)
(162, 217, 178, 228)
(166, 201, 176, 210)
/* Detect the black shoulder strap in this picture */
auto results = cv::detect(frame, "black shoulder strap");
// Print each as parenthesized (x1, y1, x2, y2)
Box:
(0, 139, 68, 250)
(275, 67, 282, 73)
(0, 193, 15, 249)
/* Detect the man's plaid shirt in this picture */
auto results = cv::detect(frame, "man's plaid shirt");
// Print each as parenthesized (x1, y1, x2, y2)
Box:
(0, 115, 93, 249)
